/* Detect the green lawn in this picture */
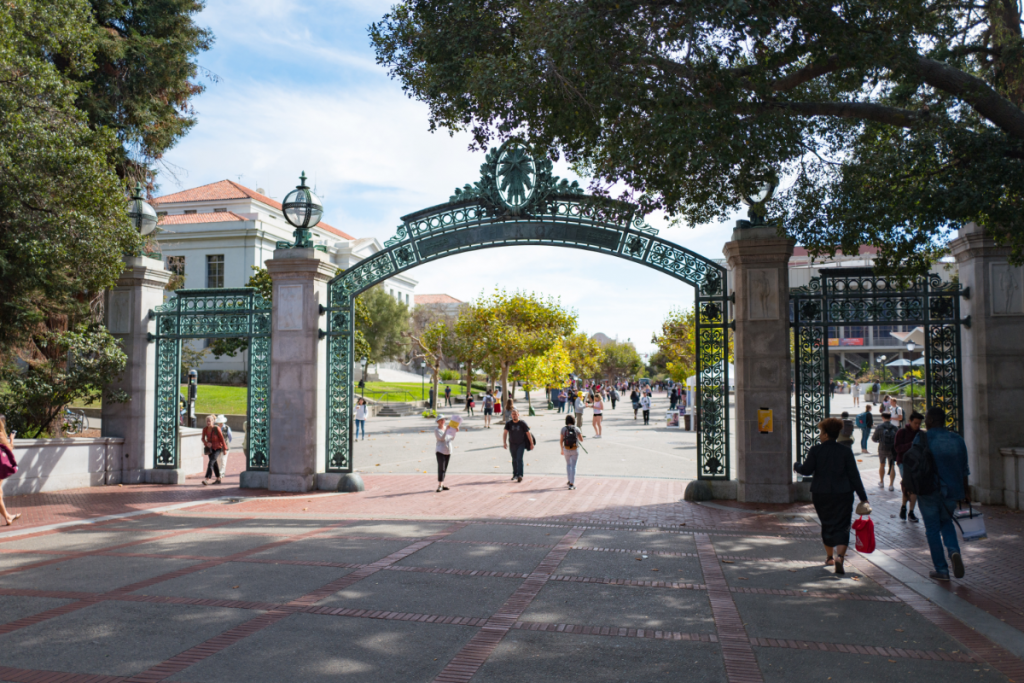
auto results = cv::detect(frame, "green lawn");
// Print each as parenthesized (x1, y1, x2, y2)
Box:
(179, 385, 249, 415)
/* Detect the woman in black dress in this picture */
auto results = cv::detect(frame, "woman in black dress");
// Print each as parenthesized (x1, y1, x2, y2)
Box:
(794, 417, 869, 575)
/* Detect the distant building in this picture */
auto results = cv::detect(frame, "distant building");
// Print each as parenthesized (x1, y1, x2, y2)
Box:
(590, 332, 616, 346)
(151, 179, 417, 376)
(413, 294, 464, 315)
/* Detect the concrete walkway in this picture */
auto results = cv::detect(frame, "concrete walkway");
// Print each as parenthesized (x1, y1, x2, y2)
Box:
(1, 474, 1022, 682)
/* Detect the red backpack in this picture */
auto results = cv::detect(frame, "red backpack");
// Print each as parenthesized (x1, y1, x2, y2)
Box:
(852, 516, 875, 554)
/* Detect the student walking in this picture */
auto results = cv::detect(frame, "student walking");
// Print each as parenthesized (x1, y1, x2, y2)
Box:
(434, 415, 460, 492)
(354, 398, 368, 440)
(610, 387, 618, 410)
(794, 417, 869, 575)
(0, 416, 21, 525)
(852, 383, 861, 407)
(872, 412, 899, 490)
(591, 393, 604, 438)
(887, 396, 904, 428)
(560, 415, 583, 490)
(894, 411, 923, 523)
(200, 415, 226, 485)
(444, 385, 452, 407)
(640, 393, 652, 425)
(557, 389, 567, 413)
(465, 393, 475, 416)
(630, 388, 641, 420)
(855, 405, 874, 454)
(483, 391, 495, 429)
(838, 412, 855, 448)
(574, 392, 587, 423)
(909, 408, 970, 581)
(502, 409, 534, 483)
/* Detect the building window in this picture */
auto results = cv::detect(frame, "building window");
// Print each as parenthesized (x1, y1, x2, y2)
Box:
(184, 209, 197, 215)
(157, 211, 167, 218)
(166, 256, 185, 276)
(214, 208, 227, 212)
(405, 293, 410, 305)
(206, 255, 224, 288)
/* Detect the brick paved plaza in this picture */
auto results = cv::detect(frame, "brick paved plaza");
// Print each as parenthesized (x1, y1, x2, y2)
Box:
(1, 470, 1023, 683)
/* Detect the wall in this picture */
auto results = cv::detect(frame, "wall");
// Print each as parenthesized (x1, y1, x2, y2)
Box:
(2, 438, 123, 496)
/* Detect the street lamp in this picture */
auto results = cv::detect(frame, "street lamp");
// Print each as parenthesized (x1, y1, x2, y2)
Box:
(278, 171, 323, 249)
(127, 182, 159, 236)
(906, 340, 917, 407)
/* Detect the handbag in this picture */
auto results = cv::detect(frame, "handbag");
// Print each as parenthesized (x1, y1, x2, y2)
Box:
(954, 502, 987, 541)
(852, 516, 875, 554)
(0, 443, 18, 479)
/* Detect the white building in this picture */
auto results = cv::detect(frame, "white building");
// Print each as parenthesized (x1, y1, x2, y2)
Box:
(152, 179, 417, 375)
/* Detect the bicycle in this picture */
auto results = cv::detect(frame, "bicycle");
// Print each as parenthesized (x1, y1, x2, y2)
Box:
(62, 408, 89, 435)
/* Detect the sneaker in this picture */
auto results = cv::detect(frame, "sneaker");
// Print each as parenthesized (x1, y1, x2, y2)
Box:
(929, 570, 950, 581)
(908, 511, 919, 523)
(878, 481, 885, 488)
(951, 552, 965, 579)
(899, 505, 907, 520)
(214, 478, 222, 484)
(517, 477, 523, 483)
(510, 476, 517, 481)
(441, 485, 449, 491)
(201, 479, 210, 486)
(888, 485, 894, 491)
(568, 485, 576, 490)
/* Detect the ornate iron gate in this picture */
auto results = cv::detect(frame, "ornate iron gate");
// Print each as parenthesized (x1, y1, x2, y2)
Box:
(324, 142, 731, 480)
(790, 268, 967, 463)
(150, 288, 272, 469)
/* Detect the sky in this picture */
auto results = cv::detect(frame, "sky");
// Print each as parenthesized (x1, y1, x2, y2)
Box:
(159, 0, 741, 355)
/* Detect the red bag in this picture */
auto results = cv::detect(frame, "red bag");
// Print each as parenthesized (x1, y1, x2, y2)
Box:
(0, 443, 18, 480)
(852, 516, 875, 554)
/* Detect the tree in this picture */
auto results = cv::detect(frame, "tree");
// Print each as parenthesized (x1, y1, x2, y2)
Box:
(449, 312, 488, 399)
(563, 332, 605, 381)
(372, 1, 1024, 272)
(357, 286, 411, 364)
(653, 309, 698, 383)
(599, 340, 644, 381)
(512, 340, 573, 412)
(208, 266, 273, 360)
(463, 289, 576, 399)
(408, 320, 450, 410)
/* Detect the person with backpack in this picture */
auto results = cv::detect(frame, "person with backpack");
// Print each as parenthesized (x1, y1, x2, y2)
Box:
(871, 380, 881, 403)
(560, 415, 584, 490)
(887, 396, 904, 428)
(482, 391, 494, 429)
(894, 411, 923, 523)
(872, 411, 899, 490)
(904, 407, 970, 581)
(502, 408, 534, 483)
(838, 411, 855, 448)
(630, 387, 641, 419)
(610, 387, 618, 410)
(855, 404, 874, 454)
(640, 392, 652, 425)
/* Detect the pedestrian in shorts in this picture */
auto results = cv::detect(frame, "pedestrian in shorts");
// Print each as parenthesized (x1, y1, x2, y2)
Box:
(560, 415, 583, 490)
(872, 411, 899, 490)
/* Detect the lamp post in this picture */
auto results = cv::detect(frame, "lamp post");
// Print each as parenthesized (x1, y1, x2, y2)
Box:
(278, 171, 324, 250)
(906, 340, 917, 408)
(877, 355, 887, 385)
(127, 182, 159, 237)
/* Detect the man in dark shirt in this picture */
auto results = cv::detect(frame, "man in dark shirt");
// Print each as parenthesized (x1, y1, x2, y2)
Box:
(894, 411, 923, 523)
(855, 405, 874, 454)
(502, 409, 533, 483)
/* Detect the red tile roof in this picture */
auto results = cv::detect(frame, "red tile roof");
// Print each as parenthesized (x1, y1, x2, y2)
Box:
(153, 179, 355, 240)
(414, 294, 463, 305)
(158, 211, 247, 225)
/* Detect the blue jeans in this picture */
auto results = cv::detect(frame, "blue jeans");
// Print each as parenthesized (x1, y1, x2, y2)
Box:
(557, 401, 565, 413)
(510, 444, 526, 478)
(564, 450, 579, 484)
(354, 419, 365, 438)
(916, 492, 961, 575)
(860, 428, 870, 451)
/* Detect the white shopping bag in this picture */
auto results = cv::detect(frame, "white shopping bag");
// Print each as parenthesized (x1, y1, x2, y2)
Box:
(954, 504, 987, 542)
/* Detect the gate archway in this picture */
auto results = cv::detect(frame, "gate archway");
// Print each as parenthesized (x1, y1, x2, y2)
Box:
(323, 142, 730, 480)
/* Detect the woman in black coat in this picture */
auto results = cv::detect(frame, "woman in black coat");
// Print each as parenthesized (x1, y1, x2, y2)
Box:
(794, 417, 869, 575)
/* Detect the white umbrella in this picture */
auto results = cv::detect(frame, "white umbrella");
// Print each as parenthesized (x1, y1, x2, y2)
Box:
(885, 359, 912, 367)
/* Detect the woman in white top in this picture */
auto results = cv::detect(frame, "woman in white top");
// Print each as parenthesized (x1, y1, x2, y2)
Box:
(434, 415, 460, 492)
(640, 393, 652, 425)
(851, 383, 861, 407)
(559, 415, 583, 490)
(574, 393, 586, 418)
(591, 394, 604, 438)
(354, 398, 368, 440)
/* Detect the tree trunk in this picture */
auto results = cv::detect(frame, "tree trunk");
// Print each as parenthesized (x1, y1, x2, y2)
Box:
(431, 366, 440, 411)
(500, 363, 510, 413)
(464, 363, 474, 403)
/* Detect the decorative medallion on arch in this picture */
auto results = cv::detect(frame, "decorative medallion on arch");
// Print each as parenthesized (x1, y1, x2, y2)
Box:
(325, 145, 730, 480)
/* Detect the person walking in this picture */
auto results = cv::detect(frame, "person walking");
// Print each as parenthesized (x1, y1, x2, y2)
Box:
(482, 391, 494, 429)
(872, 412, 899, 490)
(502, 408, 534, 483)
(434, 415, 460, 492)
(200, 414, 226, 485)
(560, 415, 583, 490)
(0, 416, 21, 525)
(887, 396, 904, 429)
(838, 411, 855, 448)
(640, 392, 652, 425)
(829, 380, 836, 399)
(557, 388, 567, 413)
(610, 387, 618, 410)
(215, 415, 232, 473)
(574, 392, 587, 423)
(852, 382, 861, 407)
(794, 417, 869, 575)
(591, 393, 604, 438)
(855, 404, 874, 454)
(871, 380, 881, 403)
(630, 387, 641, 420)
(354, 398, 368, 440)
(669, 386, 678, 411)
(912, 407, 970, 581)
(566, 387, 576, 415)
(444, 385, 452, 407)
(465, 393, 475, 416)
(894, 411, 923, 523)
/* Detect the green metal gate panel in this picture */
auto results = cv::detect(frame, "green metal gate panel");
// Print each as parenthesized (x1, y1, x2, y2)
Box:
(151, 288, 272, 470)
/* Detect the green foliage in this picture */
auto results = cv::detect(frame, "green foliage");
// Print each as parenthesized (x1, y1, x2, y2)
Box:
(0, 0, 142, 354)
(372, 0, 1024, 272)
(0, 325, 128, 437)
(358, 286, 411, 363)
(653, 309, 697, 382)
(513, 341, 573, 392)
(598, 340, 644, 381)
(208, 266, 273, 359)
(563, 332, 605, 380)
(422, 409, 438, 419)
(439, 369, 460, 381)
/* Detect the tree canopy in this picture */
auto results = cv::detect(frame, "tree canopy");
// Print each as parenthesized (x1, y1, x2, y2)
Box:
(598, 339, 644, 380)
(372, 0, 1024, 271)
(358, 286, 411, 364)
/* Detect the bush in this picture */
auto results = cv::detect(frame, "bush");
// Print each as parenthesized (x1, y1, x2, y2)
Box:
(422, 409, 438, 418)
(439, 369, 460, 381)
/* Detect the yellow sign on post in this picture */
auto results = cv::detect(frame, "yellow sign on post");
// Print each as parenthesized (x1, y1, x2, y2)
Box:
(757, 408, 773, 434)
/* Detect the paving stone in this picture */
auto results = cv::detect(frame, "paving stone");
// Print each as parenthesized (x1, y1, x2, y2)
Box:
(720, 559, 892, 596)
(755, 646, 1009, 683)
(473, 630, 728, 683)
(445, 523, 568, 546)
(576, 529, 697, 553)
(248, 536, 414, 565)
(522, 580, 716, 633)
(734, 594, 970, 652)
(710, 535, 828, 560)
(323, 521, 453, 538)
(0, 554, 200, 593)
(317, 568, 523, 617)
(0, 553, 52, 572)
(394, 539, 551, 573)
(0, 595, 75, 625)
(0, 600, 253, 676)
(165, 611, 475, 683)
(214, 518, 335, 535)
(138, 561, 353, 603)
(129, 532, 280, 557)
(0, 530, 160, 553)
(101, 514, 217, 532)
(554, 548, 704, 584)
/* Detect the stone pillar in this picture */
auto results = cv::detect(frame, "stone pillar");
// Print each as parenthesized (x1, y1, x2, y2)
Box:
(262, 248, 336, 492)
(950, 223, 1024, 506)
(102, 256, 173, 484)
(723, 227, 796, 503)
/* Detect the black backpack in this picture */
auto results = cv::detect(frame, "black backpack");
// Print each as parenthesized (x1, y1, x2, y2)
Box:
(881, 423, 897, 451)
(902, 433, 938, 496)
(563, 426, 578, 449)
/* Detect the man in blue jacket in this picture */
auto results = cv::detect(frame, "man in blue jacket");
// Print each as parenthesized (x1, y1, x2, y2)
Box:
(915, 407, 971, 581)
